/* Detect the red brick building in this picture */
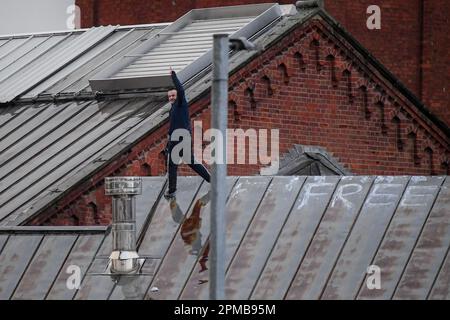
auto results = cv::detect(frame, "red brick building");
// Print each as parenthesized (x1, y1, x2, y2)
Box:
(0, 2, 448, 226)
(76, 0, 450, 128)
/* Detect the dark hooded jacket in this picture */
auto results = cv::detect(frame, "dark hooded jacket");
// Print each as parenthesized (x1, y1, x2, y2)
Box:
(168, 71, 191, 136)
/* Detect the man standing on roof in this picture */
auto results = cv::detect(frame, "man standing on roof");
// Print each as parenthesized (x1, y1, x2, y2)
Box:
(164, 68, 210, 199)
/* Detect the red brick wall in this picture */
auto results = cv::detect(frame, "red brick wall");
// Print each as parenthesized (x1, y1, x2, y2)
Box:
(325, 0, 450, 130)
(30, 17, 449, 226)
(76, 0, 450, 127)
(421, 0, 450, 128)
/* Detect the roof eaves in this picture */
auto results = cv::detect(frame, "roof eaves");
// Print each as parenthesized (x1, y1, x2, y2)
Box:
(0, 226, 109, 235)
(0, 22, 170, 39)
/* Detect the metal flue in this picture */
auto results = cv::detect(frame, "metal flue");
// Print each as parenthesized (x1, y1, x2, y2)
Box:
(105, 176, 142, 274)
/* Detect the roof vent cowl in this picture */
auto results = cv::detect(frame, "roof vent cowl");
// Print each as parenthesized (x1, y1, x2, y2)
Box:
(105, 177, 142, 274)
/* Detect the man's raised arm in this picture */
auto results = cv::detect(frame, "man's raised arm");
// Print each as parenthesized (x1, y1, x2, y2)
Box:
(170, 69, 186, 105)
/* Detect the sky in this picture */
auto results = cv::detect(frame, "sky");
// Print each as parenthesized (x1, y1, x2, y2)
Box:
(0, 0, 75, 36)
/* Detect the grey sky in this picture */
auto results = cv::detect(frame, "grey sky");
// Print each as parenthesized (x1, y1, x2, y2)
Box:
(0, 0, 75, 36)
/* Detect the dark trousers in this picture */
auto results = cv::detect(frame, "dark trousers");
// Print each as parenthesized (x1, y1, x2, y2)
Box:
(167, 139, 210, 193)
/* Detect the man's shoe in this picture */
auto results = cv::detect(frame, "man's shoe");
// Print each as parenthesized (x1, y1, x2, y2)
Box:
(164, 190, 176, 199)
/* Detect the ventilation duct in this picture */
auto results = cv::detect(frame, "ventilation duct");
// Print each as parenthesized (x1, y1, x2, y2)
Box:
(105, 176, 142, 274)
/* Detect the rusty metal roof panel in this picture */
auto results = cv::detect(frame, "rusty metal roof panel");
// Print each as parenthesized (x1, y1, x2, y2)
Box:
(180, 176, 272, 300)
(285, 176, 375, 300)
(142, 181, 213, 300)
(145, 177, 237, 300)
(357, 176, 445, 300)
(0, 176, 449, 300)
(321, 176, 410, 300)
(225, 176, 306, 300)
(393, 177, 450, 299)
(252, 176, 340, 299)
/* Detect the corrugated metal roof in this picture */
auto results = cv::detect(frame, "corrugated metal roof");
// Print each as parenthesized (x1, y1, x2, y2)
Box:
(0, 98, 165, 225)
(0, 24, 168, 103)
(0, 26, 119, 103)
(0, 176, 448, 300)
(22, 26, 165, 99)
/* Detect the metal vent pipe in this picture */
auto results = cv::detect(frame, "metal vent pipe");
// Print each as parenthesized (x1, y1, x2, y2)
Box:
(105, 176, 142, 274)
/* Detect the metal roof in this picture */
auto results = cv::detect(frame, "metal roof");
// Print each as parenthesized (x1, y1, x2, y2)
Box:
(0, 26, 117, 103)
(89, 3, 283, 91)
(0, 98, 165, 225)
(0, 24, 167, 103)
(0, 175, 448, 300)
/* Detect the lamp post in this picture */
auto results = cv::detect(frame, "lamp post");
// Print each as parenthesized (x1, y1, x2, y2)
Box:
(209, 35, 256, 300)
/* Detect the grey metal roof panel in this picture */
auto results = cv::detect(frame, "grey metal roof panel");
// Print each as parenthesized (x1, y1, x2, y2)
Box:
(145, 177, 237, 300)
(0, 3, 446, 234)
(0, 234, 43, 299)
(252, 176, 340, 299)
(320, 176, 410, 299)
(225, 176, 306, 300)
(429, 245, 450, 299)
(0, 35, 68, 85)
(0, 37, 29, 59)
(0, 98, 164, 224)
(393, 177, 450, 300)
(0, 36, 47, 69)
(46, 234, 106, 300)
(180, 176, 272, 300)
(0, 26, 118, 103)
(0, 176, 449, 300)
(22, 31, 135, 98)
(357, 176, 445, 299)
(23, 27, 166, 98)
(12, 234, 78, 300)
(285, 176, 375, 300)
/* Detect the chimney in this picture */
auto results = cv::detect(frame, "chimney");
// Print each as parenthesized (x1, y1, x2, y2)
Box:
(105, 176, 142, 274)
